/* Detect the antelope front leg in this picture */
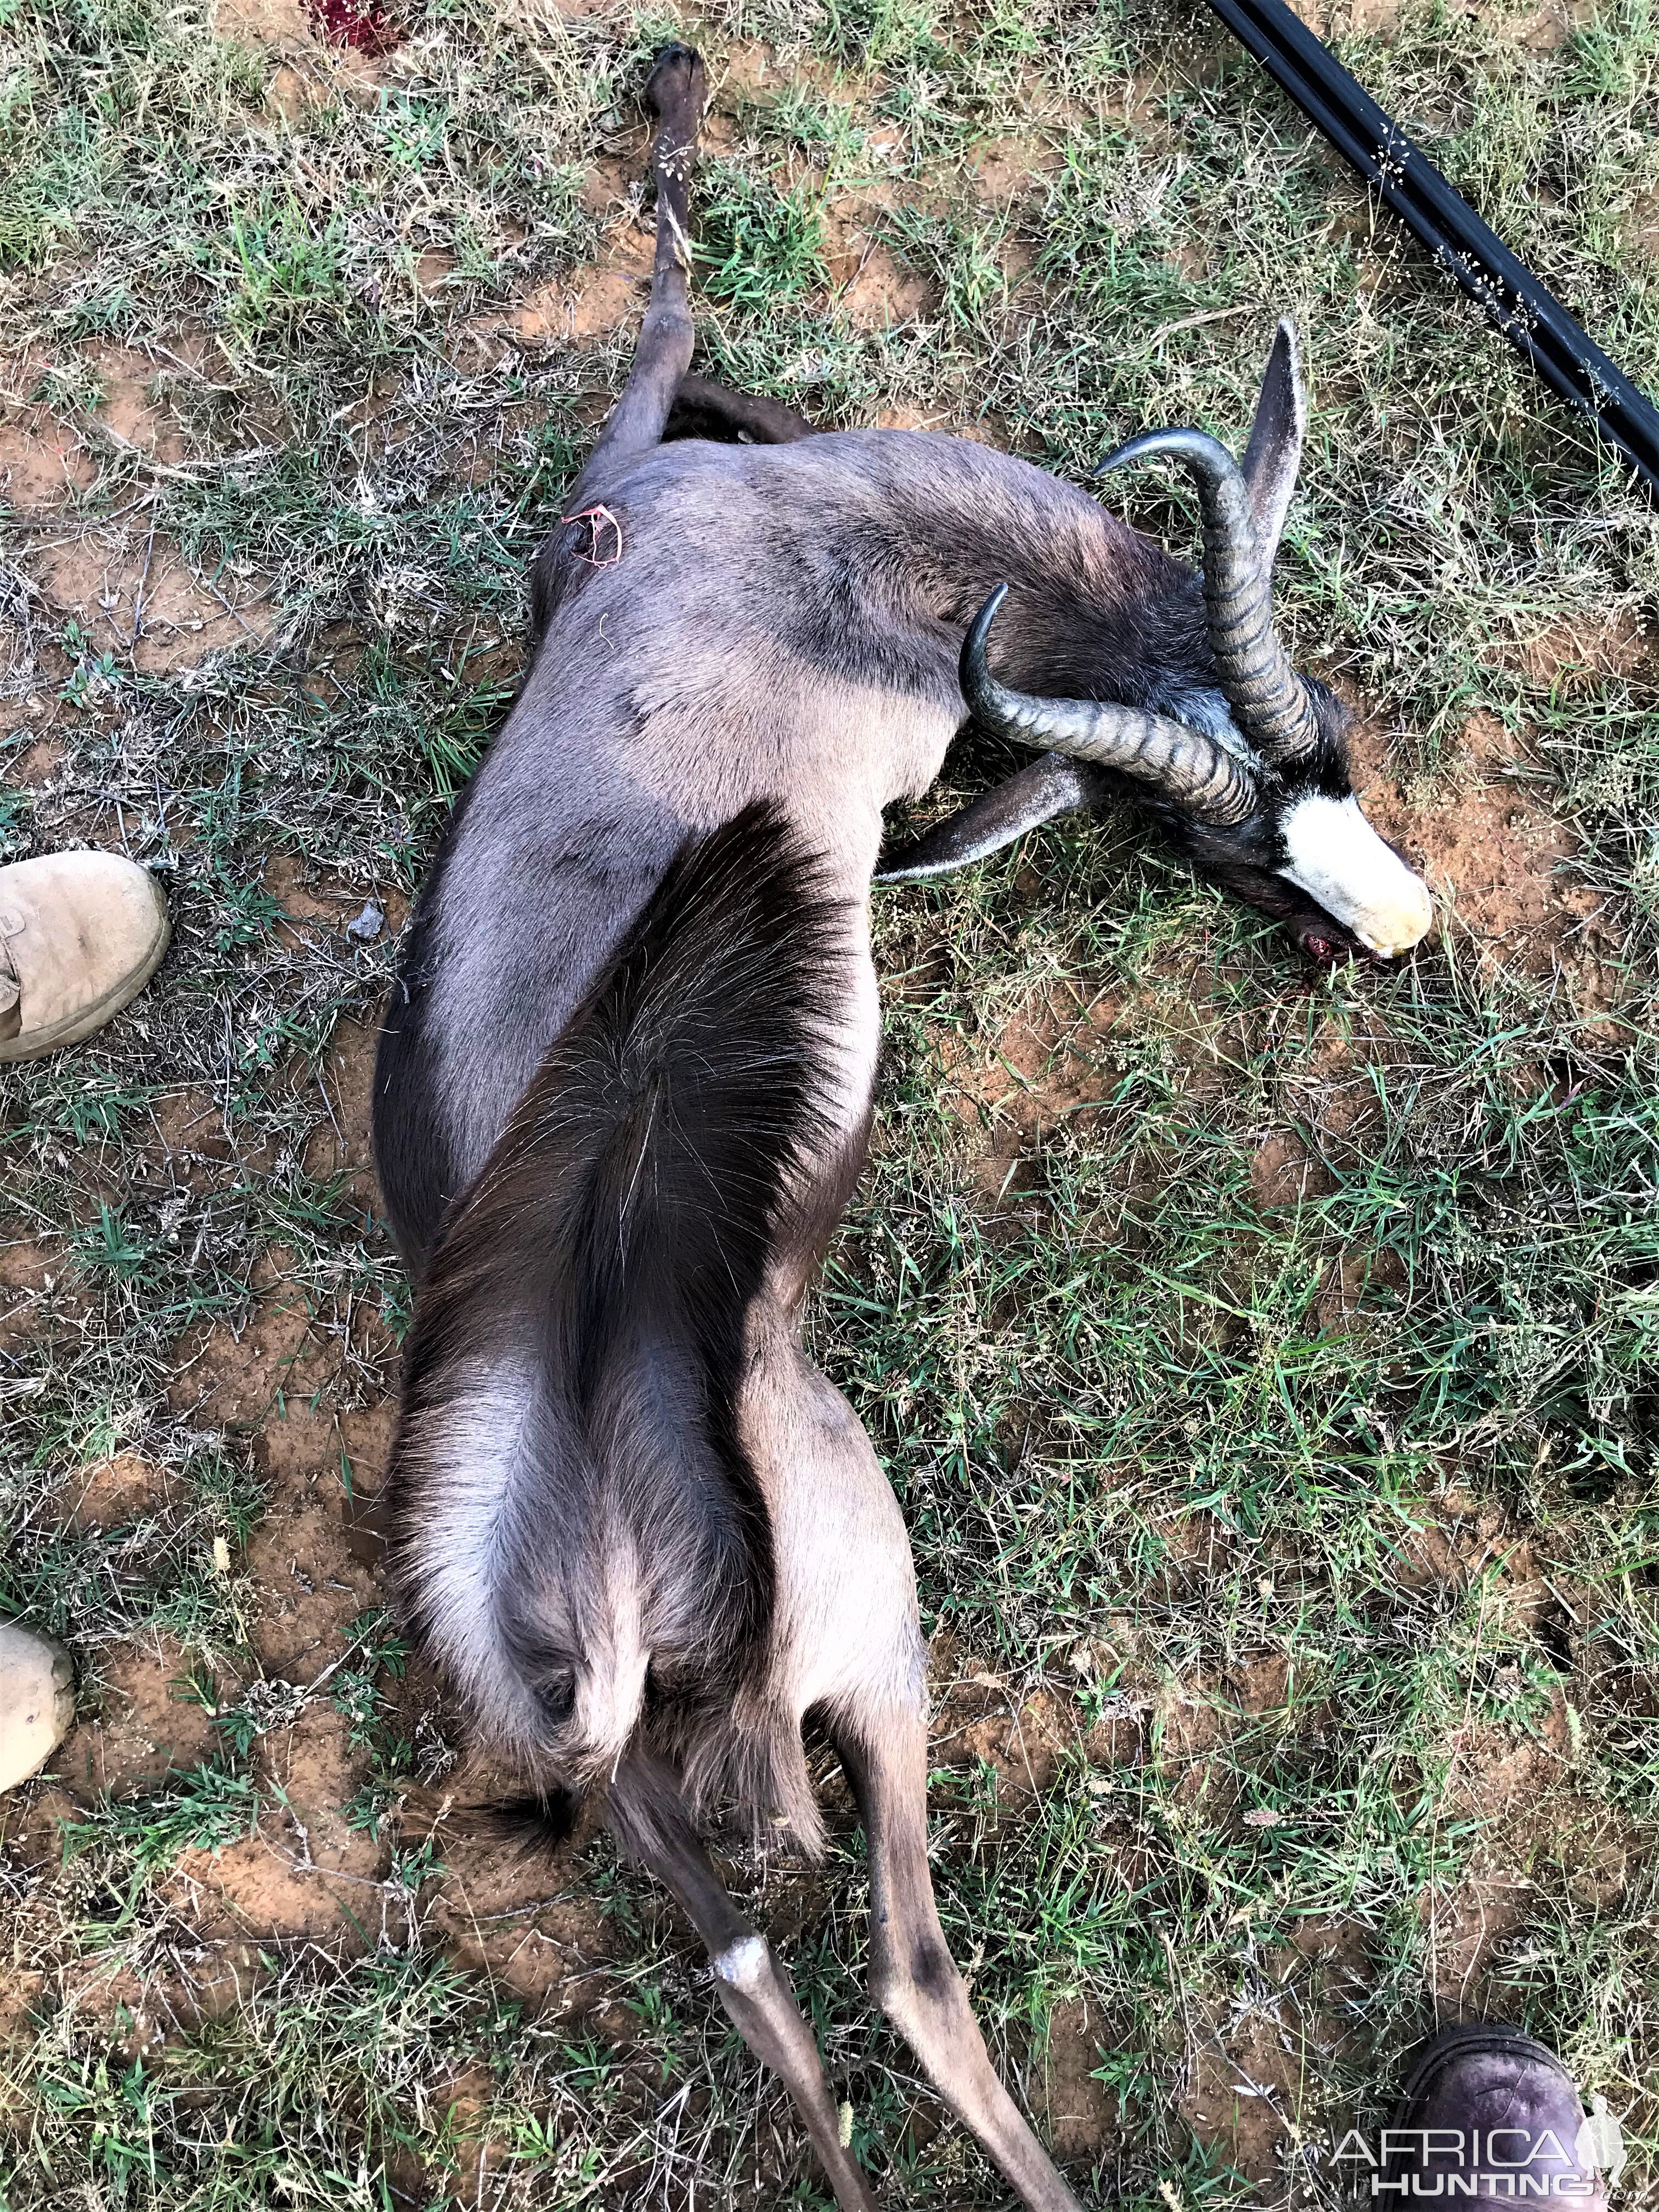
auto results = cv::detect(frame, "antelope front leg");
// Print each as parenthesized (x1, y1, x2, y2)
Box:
(665, 371, 819, 445)
(611, 1756, 878, 2212)
(838, 1713, 1086, 2212)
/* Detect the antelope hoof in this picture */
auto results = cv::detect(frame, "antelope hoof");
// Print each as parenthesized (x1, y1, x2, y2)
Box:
(645, 41, 706, 118)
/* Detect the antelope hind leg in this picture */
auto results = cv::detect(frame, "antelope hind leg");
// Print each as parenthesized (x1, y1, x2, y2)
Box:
(567, 43, 707, 503)
(737, 1286, 1083, 2209)
(837, 1712, 1086, 2212)
(610, 1754, 878, 2212)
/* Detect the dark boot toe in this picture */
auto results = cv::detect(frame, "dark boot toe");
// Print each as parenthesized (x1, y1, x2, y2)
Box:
(1369, 2023, 1616, 2205)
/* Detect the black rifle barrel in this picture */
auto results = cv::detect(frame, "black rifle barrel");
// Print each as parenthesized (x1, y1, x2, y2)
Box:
(1202, 0, 1659, 496)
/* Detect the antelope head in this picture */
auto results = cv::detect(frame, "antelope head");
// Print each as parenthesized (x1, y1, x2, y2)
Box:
(961, 323, 1434, 962)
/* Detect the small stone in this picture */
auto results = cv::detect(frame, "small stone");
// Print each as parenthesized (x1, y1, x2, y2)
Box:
(347, 901, 384, 943)
(0, 1621, 75, 1793)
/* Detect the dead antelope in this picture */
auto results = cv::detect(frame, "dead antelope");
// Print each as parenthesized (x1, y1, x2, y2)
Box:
(373, 42, 1432, 2211)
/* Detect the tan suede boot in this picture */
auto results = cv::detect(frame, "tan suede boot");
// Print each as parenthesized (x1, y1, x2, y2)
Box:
(0, 850, 170, 1061)
(0, 1621, 75, 1793)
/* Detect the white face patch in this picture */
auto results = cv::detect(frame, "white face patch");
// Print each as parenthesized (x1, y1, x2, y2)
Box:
(1276, 793, 1433, 958)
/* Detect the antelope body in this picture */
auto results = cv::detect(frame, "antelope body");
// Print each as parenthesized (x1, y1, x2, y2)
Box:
(374, 46, 1431, 2211)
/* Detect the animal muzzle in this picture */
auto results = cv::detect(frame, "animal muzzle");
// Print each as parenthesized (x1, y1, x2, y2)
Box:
(1274, 792, 1432, 958)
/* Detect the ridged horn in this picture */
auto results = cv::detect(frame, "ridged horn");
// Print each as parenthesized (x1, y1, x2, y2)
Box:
(960, 586, 1258, 827)
(1097, 426, 1319, 765)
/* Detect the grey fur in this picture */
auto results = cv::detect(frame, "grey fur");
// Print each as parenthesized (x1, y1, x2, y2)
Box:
(374, 420, 1228, 1251)
(376, 41, 1425, 2212)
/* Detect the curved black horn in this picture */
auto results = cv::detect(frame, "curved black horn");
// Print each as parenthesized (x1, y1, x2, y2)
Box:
(1098, 426, 1318, 765)
(960, 586, 1259, 827)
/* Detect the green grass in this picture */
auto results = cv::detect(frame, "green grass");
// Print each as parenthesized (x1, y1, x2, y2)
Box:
(1, 0, 1657, 2204)
(698, 162, 830, 306)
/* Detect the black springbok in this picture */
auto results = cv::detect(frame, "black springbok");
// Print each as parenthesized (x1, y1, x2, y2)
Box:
(373, 44, 1431, 2211)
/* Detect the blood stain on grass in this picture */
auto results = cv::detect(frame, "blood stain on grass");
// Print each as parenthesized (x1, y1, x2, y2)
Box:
(304, 0, 404, 52)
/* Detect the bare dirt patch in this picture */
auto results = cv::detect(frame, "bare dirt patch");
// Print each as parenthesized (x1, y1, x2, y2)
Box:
(967, 136, 1063, 205)
(52, 1635, 219, 1797)
(1344, 707, 1615, 983)
(58, 1449, 176, 1531)
(12, 1026, 410, 1954)
(1181, 2008, 1302, 2189)
(939, 1677, 1076, 1798)
(1, 731, 65, 783)
(1286, 0, 1585, 38)
(0, 418, 95, 514)
(466, 148, 658, 356)
(2, 343, 191, 524)
(80, 344, 192, 462)
(1181, 1920, 1377, 2184)
(300, 1015, 384, 1189)
(840, 242, 937, 330)
(213, 0, 313, 46)
(34, 525, 275, 674)
(7, 345, 266, 683)
(1039, 1998, 1120, 2157)
(142, 1086, 239, 1189)
(1504, 608, 1649, 690)
(416, 1807, 620, 2014)
(197, 1705, 389, 1938)
(510, 265, 648, 343)
(1251, 1130, 1335, 1209)
(939, 984, 1127, 1186)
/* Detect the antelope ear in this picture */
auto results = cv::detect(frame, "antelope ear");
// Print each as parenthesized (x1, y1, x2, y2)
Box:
(1240, 317, 1306, 574)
